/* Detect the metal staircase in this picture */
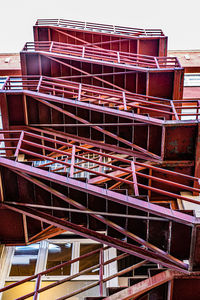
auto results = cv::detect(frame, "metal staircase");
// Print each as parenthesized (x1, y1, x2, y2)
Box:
(0, 19, 200, 300)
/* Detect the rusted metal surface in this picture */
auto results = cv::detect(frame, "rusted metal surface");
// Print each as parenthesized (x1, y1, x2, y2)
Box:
(164, 123, 197, 161)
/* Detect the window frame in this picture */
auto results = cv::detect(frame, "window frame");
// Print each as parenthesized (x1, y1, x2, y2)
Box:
(44, 238, 102, 281)
(3, 238, 114, 282)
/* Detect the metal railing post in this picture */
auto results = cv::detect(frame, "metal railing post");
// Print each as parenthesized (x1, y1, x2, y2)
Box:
(154, 57, 160, 69)
(131, 159, 139, 196)
(117, 51, 120, 63)
(49, 41, 53, 52)
(70, 145, 76, 177)
(82, 46, 85, 58)
(170, 100, 179, 120)
(99, 248, 104, 297)
(33, 274, 41, 300)
(122, 91, 127, 110)
(14, 131, 25, 158)
(78, 83, 82, 101)
(36, 76, 43, 92)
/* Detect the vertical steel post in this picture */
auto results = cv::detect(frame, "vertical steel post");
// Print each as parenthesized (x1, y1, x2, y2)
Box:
(99, 248, 104, 297)
(82, 47, 85, 58)
(117, 51, 120, 63)
(131, 159, 139, 196)
(122, 92, 127, 110)
(33, 274, 41, 300)
(78, 83, 82, 101)
(70, 145, 76, 177)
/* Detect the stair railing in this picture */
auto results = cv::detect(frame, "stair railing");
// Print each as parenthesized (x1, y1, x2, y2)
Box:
(0, 245, 147, 300)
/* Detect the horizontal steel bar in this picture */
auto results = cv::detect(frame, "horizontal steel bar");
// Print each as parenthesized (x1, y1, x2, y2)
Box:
(5, 201, 169, 221)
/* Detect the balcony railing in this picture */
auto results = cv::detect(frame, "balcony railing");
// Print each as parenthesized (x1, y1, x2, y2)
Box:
(35, 18, 165, 37)
(1, 76, 199, 121)
(22, 41, 181, 70)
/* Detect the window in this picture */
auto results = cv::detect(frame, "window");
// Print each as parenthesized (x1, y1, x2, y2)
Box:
(0, 239, 119, 300)
(44, 239, 102, 280)
(9, 244, 39, 277)
(3, 238, 103, 282)
(79, 243, 102, 275)
(46, 242, 72, 275)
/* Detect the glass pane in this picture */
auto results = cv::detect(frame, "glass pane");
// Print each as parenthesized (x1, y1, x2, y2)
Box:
(79, 244, 102, 275)
(9, 244, 39, 276)
(46, 242, 72, 275)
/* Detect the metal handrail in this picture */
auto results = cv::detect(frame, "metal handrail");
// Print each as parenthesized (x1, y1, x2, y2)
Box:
(2, 76, 200, 121)
(0, 76, 179, 121)
(35, 18, 165, 37)
(21, 41, 181, 69)
(1, 129, 200, 206)
(0, 242, 147, 300)
(0, 246, 109, 294)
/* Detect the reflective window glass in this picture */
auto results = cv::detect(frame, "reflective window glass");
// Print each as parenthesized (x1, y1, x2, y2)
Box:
(79, 244, 102, 275)
(9, 244, 39, 276)
(46, 242, 72, 275)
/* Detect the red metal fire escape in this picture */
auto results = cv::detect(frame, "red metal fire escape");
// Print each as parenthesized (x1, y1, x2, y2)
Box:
(0, 19, 200, 299)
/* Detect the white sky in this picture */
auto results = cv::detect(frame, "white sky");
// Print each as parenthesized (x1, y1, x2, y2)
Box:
(0, 0, 199, 53)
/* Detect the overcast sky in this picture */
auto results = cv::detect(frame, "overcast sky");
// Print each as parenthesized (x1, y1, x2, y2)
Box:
(1, 0, 199, 53)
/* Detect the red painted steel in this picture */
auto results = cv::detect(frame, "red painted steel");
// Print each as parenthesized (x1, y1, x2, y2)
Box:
(1, 76, 200, 120)
(104, 269, 175, 300)
(1, 18, 200, 300)
(0, 129, 199, 205)
(35, 19, 165, 37)
(34, 19, 168, 57)
(22, 41, 181, 70)
(20, 57, 183, 99)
